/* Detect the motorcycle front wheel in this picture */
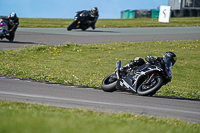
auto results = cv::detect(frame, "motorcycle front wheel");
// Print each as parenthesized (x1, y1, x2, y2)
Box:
(137, 76, 163, 96)
(67, 21, 76, 31)
(101, 72, 117, 92)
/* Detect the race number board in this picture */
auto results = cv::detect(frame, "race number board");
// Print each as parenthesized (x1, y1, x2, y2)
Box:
(158, 6, 171, 23)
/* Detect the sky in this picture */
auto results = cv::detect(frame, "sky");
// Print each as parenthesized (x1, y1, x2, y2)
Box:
(0, 0, 168, 19)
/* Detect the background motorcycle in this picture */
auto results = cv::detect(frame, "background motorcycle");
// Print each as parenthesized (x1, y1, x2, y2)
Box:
(101, 58, 173, 96)
(0, 19, 9, 41)
(67, 11, 90, 31)
(0, 18, 15, 42)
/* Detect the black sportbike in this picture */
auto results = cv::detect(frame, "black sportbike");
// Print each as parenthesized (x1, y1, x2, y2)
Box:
(67, 11, 90, 31)
(0, 18, 14, 42)
(101, 58, 173, 96)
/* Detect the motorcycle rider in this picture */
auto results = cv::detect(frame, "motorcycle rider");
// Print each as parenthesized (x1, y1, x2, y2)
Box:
(75, 7, 99, 30)
(0, 12, 19, 42)
(145, 51, 177, 66)
(120, 51, 177, 76)
(88, 7, 99, 30)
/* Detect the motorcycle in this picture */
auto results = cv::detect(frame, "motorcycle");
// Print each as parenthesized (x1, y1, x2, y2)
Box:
(0, 19, 9, 41)
(67, 11, 90, 31)
(101, 58, 173, 96)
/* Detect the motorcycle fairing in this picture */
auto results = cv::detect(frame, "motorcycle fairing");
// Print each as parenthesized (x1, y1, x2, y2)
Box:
(71, 11, 90, 30)
(116, 64, 162, 92)
(116, 77, 135, 91)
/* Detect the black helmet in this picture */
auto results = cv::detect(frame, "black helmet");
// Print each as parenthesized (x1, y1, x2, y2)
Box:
(91, 7, 98, 15)
(9, 12, 17, 20)
(163, 51, 177, 66)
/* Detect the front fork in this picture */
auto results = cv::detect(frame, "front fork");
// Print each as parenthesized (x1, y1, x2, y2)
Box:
(144, 73, 155, 85)
(115, 60, 121, 79)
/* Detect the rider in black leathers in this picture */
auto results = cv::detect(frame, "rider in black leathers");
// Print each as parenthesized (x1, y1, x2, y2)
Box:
(88, 7, 99, 29)
(0, 12, 19, 42)
(77, 7, 99, 30)
(120, 51, 177, 77)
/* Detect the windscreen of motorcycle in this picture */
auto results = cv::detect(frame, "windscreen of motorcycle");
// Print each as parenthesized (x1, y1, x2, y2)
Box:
(80, 11, 88, 17)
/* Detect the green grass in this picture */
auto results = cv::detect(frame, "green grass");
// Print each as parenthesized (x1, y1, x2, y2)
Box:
(0, 101, 199, 133)
(2, 17, 200, 132)
(0, 40, 199, 99)
(19, 17, 200, 28)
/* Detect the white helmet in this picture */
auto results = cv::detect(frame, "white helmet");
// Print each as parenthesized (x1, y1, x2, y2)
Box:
(9, 12, 17, 19)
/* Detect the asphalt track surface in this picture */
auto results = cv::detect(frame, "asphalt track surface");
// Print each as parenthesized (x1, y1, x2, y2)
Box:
(0, 27, 200, 50)
(0, 27, 200, 123)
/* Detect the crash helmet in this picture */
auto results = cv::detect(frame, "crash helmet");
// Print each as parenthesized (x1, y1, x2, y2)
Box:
(91, 7, 98, 15)
(9, 12, 17, 20)
(163, 51, 177, 66)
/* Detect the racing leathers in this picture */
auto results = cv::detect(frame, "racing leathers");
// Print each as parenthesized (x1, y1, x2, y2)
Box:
(87, 10, 99, 29)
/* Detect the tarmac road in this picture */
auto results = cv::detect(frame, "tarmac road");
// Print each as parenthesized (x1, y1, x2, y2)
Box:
(0, 27, 200, 123)
(0, 27, 200, 50)
(0, 77, 199, 123)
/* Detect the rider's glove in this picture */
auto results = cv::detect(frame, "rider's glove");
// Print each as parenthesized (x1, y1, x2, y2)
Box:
(129, 61, 134, 68)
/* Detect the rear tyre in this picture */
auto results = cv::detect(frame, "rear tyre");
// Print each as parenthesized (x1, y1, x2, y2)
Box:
(137, 76, 163, 96)
(101, 72, 117, 92)
(6, 32, 15, 42)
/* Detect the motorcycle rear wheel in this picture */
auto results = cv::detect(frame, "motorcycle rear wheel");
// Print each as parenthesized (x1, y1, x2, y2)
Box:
(137, 76, 163, 96)
(5, 32, 15, 42)
(101, 72, 117, 92)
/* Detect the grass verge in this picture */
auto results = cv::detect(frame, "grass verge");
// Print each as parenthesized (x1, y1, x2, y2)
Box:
(0, 40, 199, 99)
(0, 101, 199, 133)
(19, 17, 200, 28)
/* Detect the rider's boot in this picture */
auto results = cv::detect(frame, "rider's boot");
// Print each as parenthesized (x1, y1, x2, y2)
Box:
(91, 24, 95, 30)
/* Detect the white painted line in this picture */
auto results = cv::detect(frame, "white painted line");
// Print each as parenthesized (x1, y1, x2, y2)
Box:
(0, 91, 199, 115)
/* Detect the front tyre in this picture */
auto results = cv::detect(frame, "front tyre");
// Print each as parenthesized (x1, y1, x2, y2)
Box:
(67, 21, 76, 31)
(137, 76, 163, 96)
(101, 72, 117, 92)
